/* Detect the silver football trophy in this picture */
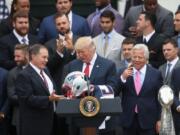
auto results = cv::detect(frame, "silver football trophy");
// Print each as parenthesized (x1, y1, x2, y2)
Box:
(158, 85, 176, 135)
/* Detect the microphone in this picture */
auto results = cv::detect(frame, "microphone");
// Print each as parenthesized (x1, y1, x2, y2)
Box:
(84, 75, 91, 96)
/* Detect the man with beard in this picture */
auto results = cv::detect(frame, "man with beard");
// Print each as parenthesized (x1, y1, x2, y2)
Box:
(87, 0, 124, 37)
(45, 13, 79, 135)
(45, 13, 79, 94)
(7, 45, 29, 135)
(0, 0, 40, 37)
(38, 0, 90, 43)
(0, 10, 38, 70)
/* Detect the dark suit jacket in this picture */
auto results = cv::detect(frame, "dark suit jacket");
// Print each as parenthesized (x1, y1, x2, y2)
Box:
(46, 35, 79, 93)
(0, 16, 40, 37)
(15, 65, 55, 135)
(136, 33, 166, 68)
(159, 59, 180, 85)
(38, 13, 90, 43)
(7, 66, 23, 127)
(170, 67, 180, 130)
(63, 55, 117, 96)
(0, 68, 8, 115)
(116, 65, 162, 129)
(0, 32, 38, 70)
(0, 68, 9, 135)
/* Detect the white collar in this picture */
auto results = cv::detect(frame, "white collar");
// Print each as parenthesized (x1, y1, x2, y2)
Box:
(88, 53, 97, 66)
(143, 30, 155, 42)
(13, 29, 29, 44)
(67, 11, 72, 29)
(133, 64, 147, 75)
(102, 29, 115, 39)
(30, 62, 42, 75)
(167, 57, 179, 66)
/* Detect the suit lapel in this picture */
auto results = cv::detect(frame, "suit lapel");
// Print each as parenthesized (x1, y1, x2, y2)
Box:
(161, 64, 167, 80)
(139, 66, 151, 95)
(28, 65, 50, 95)
(128, 76, 137, 95)
(11, 33, 21, 44)
(90, 56, 101, 82)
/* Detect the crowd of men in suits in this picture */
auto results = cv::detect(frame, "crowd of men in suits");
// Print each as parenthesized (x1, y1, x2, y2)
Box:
(0, 0, 180, 135)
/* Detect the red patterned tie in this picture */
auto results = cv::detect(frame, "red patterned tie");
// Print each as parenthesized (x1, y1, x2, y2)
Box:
(84, 63, 90, 77)
(40, 70, 48, 89)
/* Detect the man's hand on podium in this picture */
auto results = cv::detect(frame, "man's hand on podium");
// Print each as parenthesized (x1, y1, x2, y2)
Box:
(49, 91, 66, 101)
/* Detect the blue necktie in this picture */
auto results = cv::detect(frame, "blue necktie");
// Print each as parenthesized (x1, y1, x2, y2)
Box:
(164, 63, 172, 84)
(21, 38, 26, 44)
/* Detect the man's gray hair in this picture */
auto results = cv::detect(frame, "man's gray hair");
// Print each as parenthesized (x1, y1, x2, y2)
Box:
(133, 44, 149, 60)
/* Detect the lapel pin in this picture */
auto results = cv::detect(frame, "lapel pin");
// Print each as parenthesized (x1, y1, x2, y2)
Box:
(96, 65, 99, 68)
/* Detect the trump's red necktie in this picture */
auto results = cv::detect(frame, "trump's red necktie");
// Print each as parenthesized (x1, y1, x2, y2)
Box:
(84, 63, 90, 77)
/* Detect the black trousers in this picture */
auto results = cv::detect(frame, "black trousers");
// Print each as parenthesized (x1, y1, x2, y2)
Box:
(123, 114, 156, 135)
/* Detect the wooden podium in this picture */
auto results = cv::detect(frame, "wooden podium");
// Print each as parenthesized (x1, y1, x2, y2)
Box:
(56, 97, 122, 135)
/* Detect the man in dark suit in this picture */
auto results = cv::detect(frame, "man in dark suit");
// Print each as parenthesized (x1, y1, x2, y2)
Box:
(7, 45, 29, 135)
(38, 0, 90, 43)
(0, 11, 38, 70)
(0, 0, 40, 37)
(63, 36, 117, 135)
(159, 39, 180, 85)
(45, 13, 78, 94)
(123, 0, 174, 38)
(170, 67, 180, 135)
(115, 44, 163, 135)
(136, 11, 165, 68)
(0, 67, 8, 135)
(15, 44, 64, 135)
(45, 12, 79, 135)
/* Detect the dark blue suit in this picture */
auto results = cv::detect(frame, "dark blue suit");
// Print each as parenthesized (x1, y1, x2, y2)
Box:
(170, 67, 180, 135)
(38, 13, 90, 43)
(63, 55, 117, 135)
(64, 55, 117, 94)
(116, 65, 162, 135)
(0, 68, 8, 135)
(0, 32, 38, 70)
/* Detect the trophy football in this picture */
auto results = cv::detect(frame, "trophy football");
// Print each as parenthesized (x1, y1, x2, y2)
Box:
(158, 85, 176, 135)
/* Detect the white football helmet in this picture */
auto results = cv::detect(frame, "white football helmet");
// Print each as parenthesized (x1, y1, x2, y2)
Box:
(62, 71, 88, 97)
(72, 76, 88, 97)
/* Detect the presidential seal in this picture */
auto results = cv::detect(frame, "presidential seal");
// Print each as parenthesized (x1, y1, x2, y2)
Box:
(79, 96, 100, 117)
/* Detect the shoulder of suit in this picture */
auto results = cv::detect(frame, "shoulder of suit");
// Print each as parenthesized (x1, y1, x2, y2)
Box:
(0, 67, 7, 75)
(157, 5, 173, 15)
(129, 5, 142, 12)
(72, 12, 86, 21)
(0, 32, 16, 44)
(159, 63, 166, 70)
(41, 14, 54, 24)
(98, 55, 115, 65)
(147, 65, 161, 74)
